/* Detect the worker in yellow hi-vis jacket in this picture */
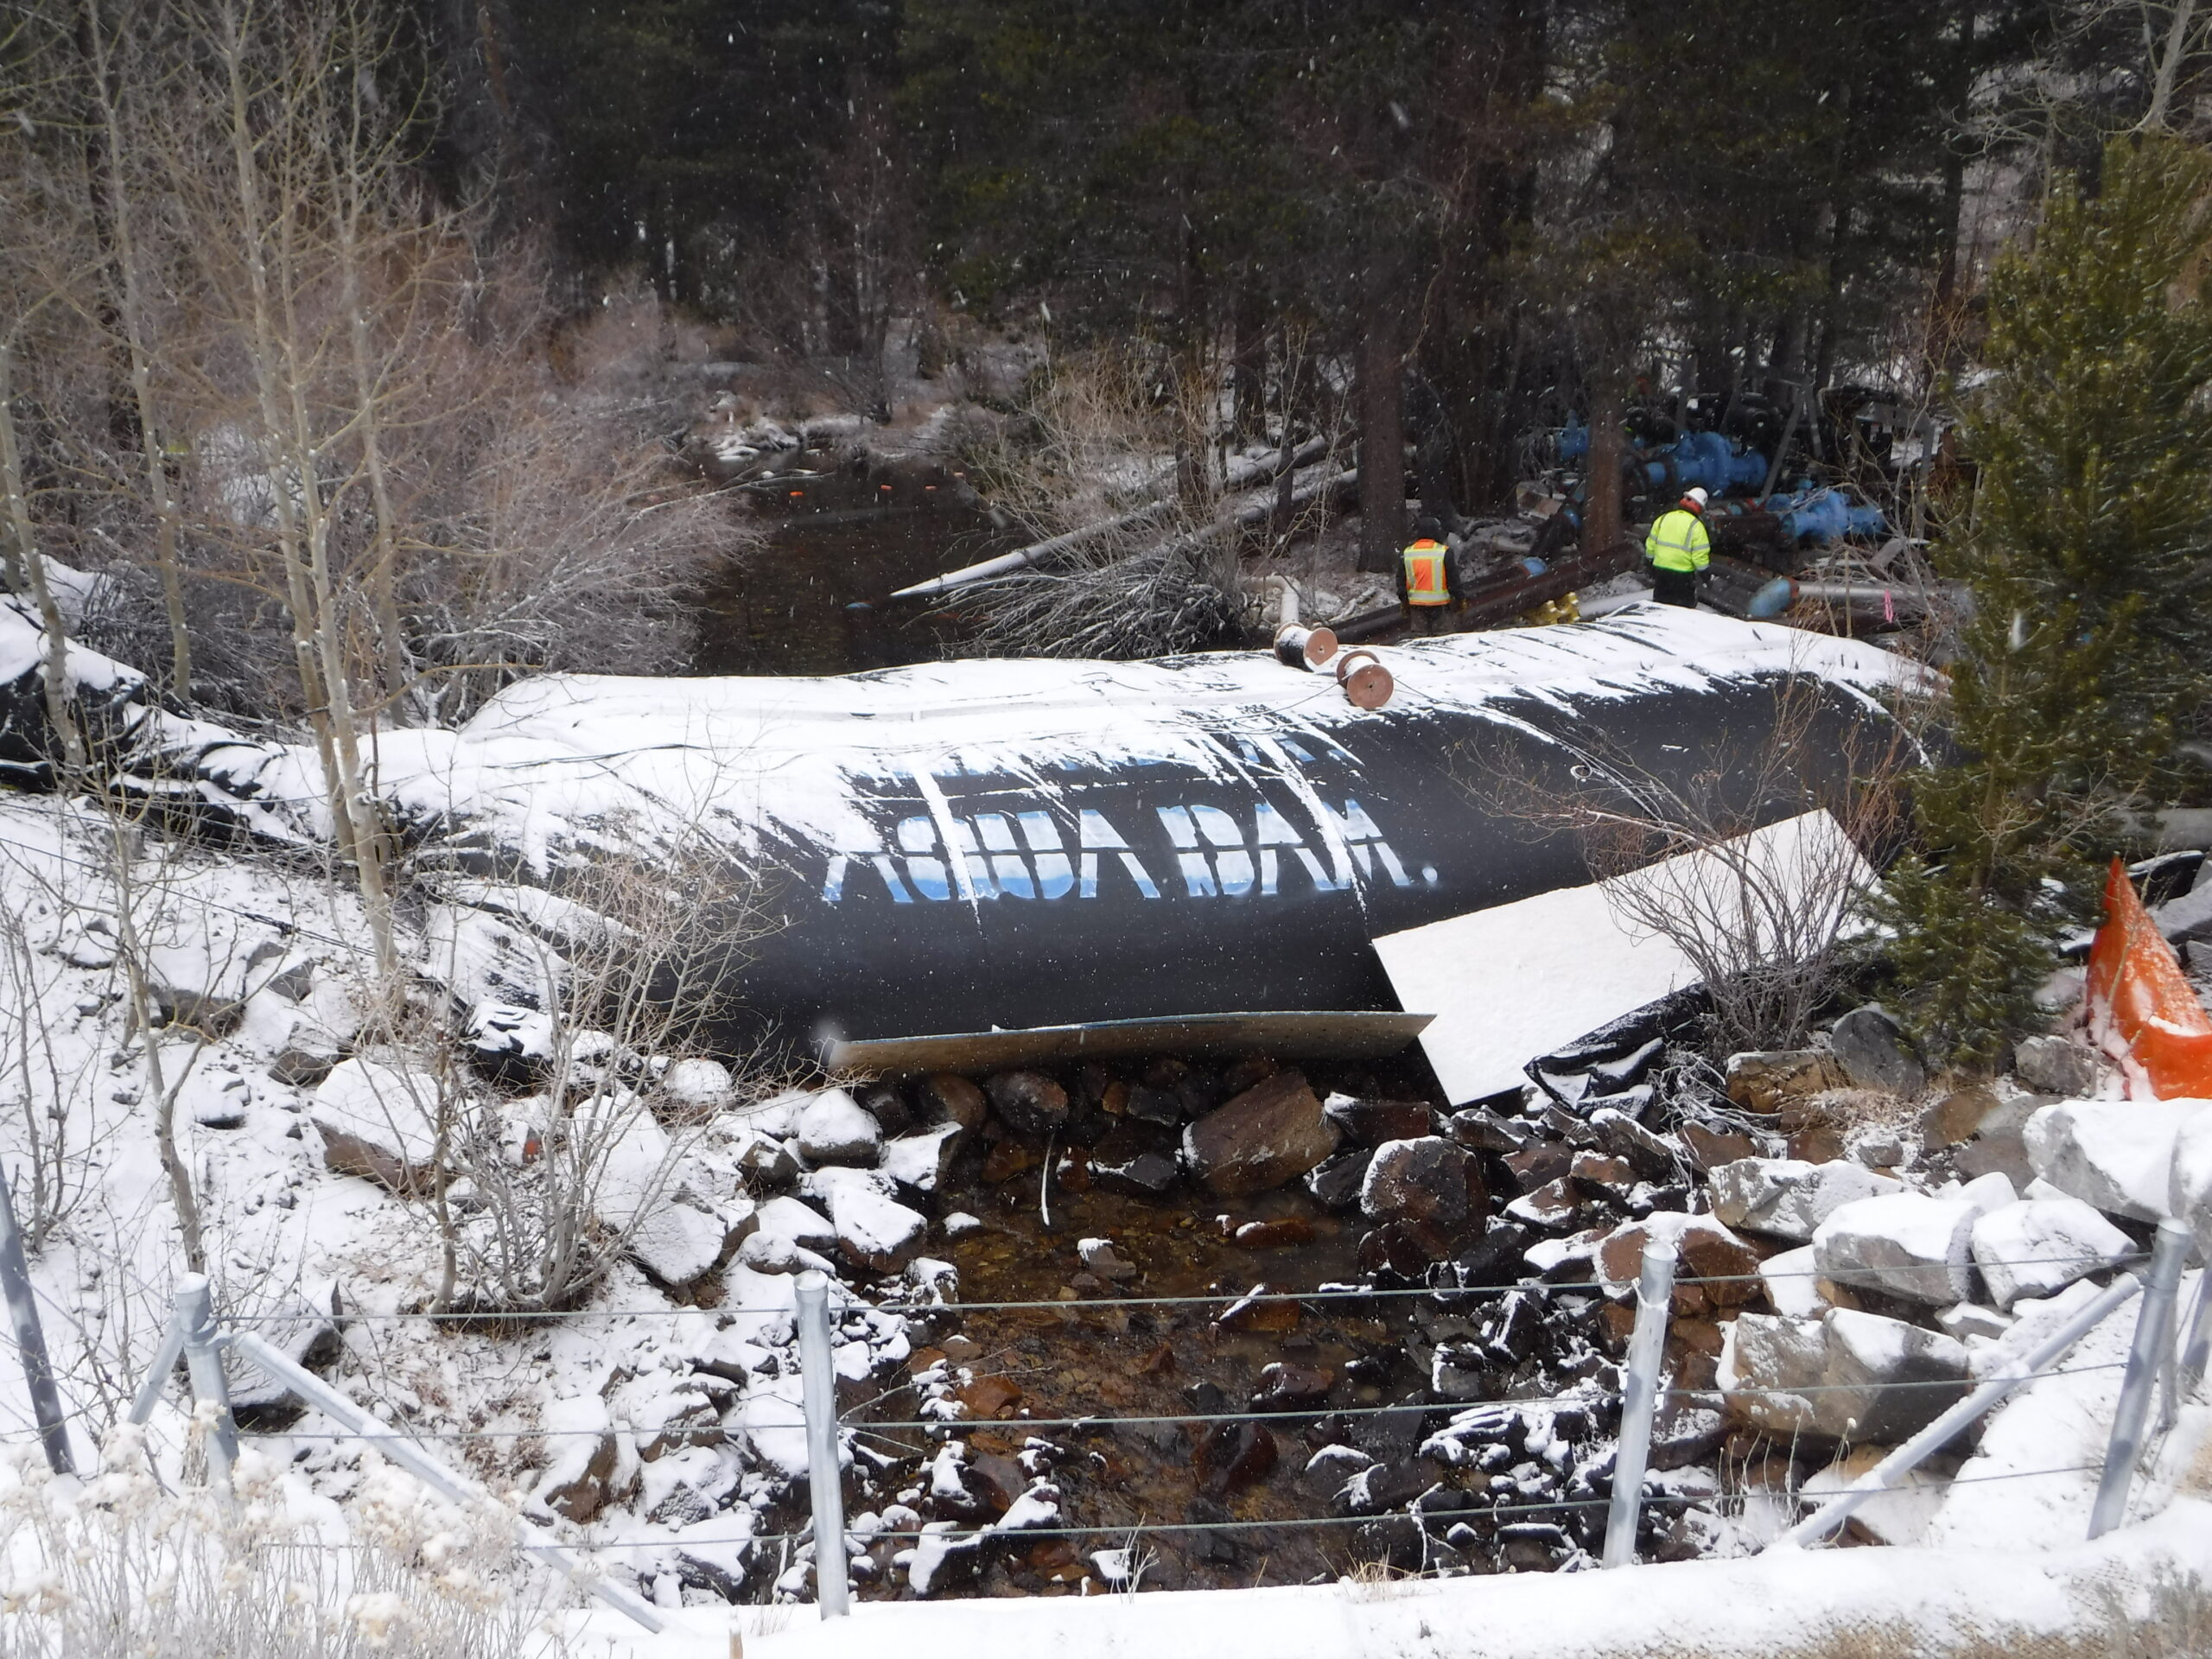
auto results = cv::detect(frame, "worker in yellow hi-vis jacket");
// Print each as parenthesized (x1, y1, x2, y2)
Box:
(1399, 516, 1458, 635)
(1643, 486, 1711, 608)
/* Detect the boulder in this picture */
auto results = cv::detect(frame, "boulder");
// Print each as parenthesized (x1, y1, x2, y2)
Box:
(2025, 1097, 2210, 1222)
(1828, 1006, 1926, 1096)
(925, 1073, 989, 1133)
(795, 1088, 882, 1166)
(1725, 1049, 1847, 1114)
(2174, 1108, 2212, 1261)
(1077, 1237, 1139, 1282)
(1721, 1308, 1968, 1440)
(462, 1001, 555, 1084)
(753, 1195, 836, 1252)
(2012, 1036, 2102, 1098)
(1758, 1243, 1830, 1319)
(1969, 1198, 2133, 1309)
(1322, 1094, 1436, 1146)
(819, 1173, 929, 1273)
(630, 1198, 749, 1289)
(1182, 1071, 1338, 1198)
(984, 1071, 1069, 1137)
(1921, 1084, 1999, 1149)
(1089, 1122, 1182, 1198)
(1813, 1192, 1980, 1305)
(1362, 1136, 1484, 1229)
(880, 1122, 965, 1194)
(310, 1057, 442, 1192)
(1305, 1147, 1373, 1210)
(662, 1057, 734, 1109)
(1595, 1213, 1763, 1309)
(1708, 1158, 1902, 1242)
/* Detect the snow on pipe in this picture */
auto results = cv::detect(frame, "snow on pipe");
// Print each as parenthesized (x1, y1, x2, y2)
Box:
(226, 1327, 670, 1633)
(1770, 1270, 2146, 1550)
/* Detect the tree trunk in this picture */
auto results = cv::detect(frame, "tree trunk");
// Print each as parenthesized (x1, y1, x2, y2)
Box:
(1230, 285, 1266, 443)
(1583, 372, 1625, 560)
(1357, 298, 1406, 574)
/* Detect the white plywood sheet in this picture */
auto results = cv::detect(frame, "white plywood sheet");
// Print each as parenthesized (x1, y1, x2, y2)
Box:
(1372, 810, 1870, 1104)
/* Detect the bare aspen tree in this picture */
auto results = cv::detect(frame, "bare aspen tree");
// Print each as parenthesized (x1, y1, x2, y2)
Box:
(81, 0, 193, 697)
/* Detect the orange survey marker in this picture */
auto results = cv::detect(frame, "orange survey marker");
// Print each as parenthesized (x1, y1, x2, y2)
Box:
(2085, 855, 2212, 1097)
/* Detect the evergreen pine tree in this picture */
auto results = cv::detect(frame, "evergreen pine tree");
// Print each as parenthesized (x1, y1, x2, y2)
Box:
(1880, 135, 2212, 1065)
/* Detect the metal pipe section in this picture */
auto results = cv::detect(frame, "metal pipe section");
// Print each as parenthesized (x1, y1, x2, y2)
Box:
(2090, 1217, 2190, 1538)
(126, 1317, 188, 1428)
(175, 1274, 238, 1499)
(2176, 1266, 2212, 1399)
(1773, 1271, 2146, 1550)
(0, 1167, 71, 1476)
(227, 1330, 666, 1633)
(1603, 1239, 1678, 1567)
(795, 1270, 851, 1618)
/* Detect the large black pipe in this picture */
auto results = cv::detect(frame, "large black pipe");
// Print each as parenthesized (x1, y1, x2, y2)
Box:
(395, 611, 1926, 1056)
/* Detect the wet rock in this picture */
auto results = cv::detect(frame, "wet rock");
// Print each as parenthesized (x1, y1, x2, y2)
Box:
(1813, 1192, 1980, 1305)
(2013, 1035, 2103, 1098)
(1305, 1147, 1373, 1210)
(980, 1139, 1039, 1183)
(1183, 1071, 1338, 1198)
(957, 1376, 1023, 1417)
(1725, 1049, 1847, 1114)
(1231, 1217, 1316, 1248)
(1077, 1236, 1139, 1282)
(1596, 1214, 1763, 1310)
(1587, 1109, 1680, 1181)
(1524, 1224, 1609, 1282)
(1709, 1157, 1903, 1243)
(925, 1072, 989, 1133)
(1196, 1421, 1278, 1497)
(1829, 1006, 1926, 1096)
(1303, 1443, 1375, 1497)
(1323, 1094, 1437, 1146)
(1089, 1122, 1182, 1198)
(1971, 1197, 2133, 1308)
(795, 1089, 883, 1166)
(1647, 1398, 1727, 1471)
(1497, 1522, 1573, 1572)
(1441, 1108, 1524, 1157)
(1569, 1150, 1636, 1194)
(1354, 1402, 1430, 1460)
(1922, 1084, 1999, 1149)
(1504, 1179, 1587, 1230)
(1503, 1139, 1573, 1193)
(731, 1127, 800, 1186)
(2026, 1097, 2207, 1222)
(984, 1071, 1070, 1137)
(1679, 1123, 1759, 1172)
(855, 1080, 914, 1137)
(1122, 1083, 1186, 1126)
(269, 1046, 338, 1090)
(1334, 1457, 1431, 1516)
(1357, 1219, 1457, 1275)
(1446, 1219, 1532, 1291)
(1250, 1363, 1334, 1412)
(1361, 1136, 1484, 1229)
(1223, 1054, 1280, 1094)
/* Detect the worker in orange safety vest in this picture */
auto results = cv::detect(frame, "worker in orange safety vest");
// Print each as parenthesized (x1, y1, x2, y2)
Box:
(1398, 516, 1459, 635)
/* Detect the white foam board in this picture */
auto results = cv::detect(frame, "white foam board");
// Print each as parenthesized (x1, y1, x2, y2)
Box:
(1372, 809, 1871, 1104)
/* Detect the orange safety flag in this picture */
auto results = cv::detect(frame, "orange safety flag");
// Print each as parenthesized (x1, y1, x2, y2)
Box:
(2085, 855, 2212, 1098)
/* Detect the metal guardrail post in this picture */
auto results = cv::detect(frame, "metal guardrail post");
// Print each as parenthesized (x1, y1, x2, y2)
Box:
(0, 1170, 72, 1475)
(795, 1269, 850, 1618)
(173, 1274, 238, 1499)
(1775, 1270, 2145, 1549)
(2174, 1259, 2212, 1404)
(2090, 1217, 2190, 1539)
(1603, 1237, 1676, 1567)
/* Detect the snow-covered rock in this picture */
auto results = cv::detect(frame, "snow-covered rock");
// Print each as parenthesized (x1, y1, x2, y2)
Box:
(1709, 1157, 1902, 1242)
(1802, 1447, 1948, 1545)
(1720, 1307, 1970, 1440)
(823, 1178, 928, 1272)
(1812, 1192, 1980, 1305)
(2023, 1097, 2211, 1221)
(1935, 1302, 2012, 1342)
(1758, 1244, 1830, 1319)
(1969, 1198, 2133, 1309)
(628, 1196, 751, 1289)
(310, 1056, 441, 1190)
(795, 1088, 882, 1166)
(1954, 1171, 2019, 1217)
(2170, 1108, 2212, 1260)
(661, 1057, 734, 1109)
(880, 1122, 964, 1194)
(753, 1196, 836, 1252)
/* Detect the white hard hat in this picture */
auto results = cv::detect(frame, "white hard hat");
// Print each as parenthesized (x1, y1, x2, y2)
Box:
(1684, 486, 1710, 508)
